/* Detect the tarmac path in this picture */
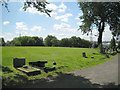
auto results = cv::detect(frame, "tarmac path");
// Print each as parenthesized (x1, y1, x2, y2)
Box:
(68, 54, 119, 86)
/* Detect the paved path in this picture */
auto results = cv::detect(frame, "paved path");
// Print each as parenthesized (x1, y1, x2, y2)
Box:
(13, 54, 119, 88)
(68, 54, 119, 86)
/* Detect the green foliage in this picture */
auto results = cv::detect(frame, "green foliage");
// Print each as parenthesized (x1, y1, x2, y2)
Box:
(69, 36, 81, 47)
(0, 38, 6, 46)
(51, 38, 59, 47)
(59, 38, 70, 47)
(109, 37, 116, 51)
(32, 36, 44, 46)
(2, 35, 92, 48)
(5, 41, 11, 46)
(59, 36, 92, 48)
(10, 36, 44, 46)
(44, 35, 57, 46)
(78, 2, 120, 45)
(23, 0, 52, 17)
(98, 44, 104, 53)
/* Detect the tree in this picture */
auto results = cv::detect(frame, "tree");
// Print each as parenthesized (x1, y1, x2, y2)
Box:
(78, 2, 120, 46)
(13, 40, 21, 46)
(32, 36, 44, 46)
(10, 37, 22, 46)
(44, 35, 57, 46)
(10, 36, 44, 46)
(109, 36, 116, 51)
(27, 37, 35, 46)
(59, 38, 70, 47)
(5, 41, 11, 46)
(69, 36, 80, 47)
(0, 38, 5, 46)
(51, 38, 59, 47)
(81, 39, 92, 48)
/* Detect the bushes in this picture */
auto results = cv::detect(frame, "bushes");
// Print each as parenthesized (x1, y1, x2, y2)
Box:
(109, 37, 116, 51)
(9, 36, 44, 46)
(2, 35, 92, 48)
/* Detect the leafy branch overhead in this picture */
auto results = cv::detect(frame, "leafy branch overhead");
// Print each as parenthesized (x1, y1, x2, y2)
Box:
(1, 0, 10, 12)
(1, 0, 52, 17)
(23, 0, 52, 17)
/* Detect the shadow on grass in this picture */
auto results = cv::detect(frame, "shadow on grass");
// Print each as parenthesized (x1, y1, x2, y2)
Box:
(1, 66, 13, 73)
(3, 72, 118, 88)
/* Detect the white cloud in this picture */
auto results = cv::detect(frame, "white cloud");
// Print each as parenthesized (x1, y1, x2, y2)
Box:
(16, 22, 28, 30)
(75, 13, 83, 20)
(49, 33, 66, 37)
(61, 18, 68, 22)
(16, 31, 28, 35)
(55, 13, 72, 22)
(48, 11, 57, 17)
(6, 33, 12, 36)
(46, 3, 67, 18)
(46, 3, 58, 17)
(20, 5, 45, 16)
(58, 3, 67, 13)
(54, 23, 77, 32)
(49, 33, 77, 40)
(19, 3, 68, 20)
(59, 33, 66, 37)
(54, 23, 70, 30)
(3, 21, 10, 25)
(75, 17, 79, 20)
(0, 33, 4, 38)
(46, 3, 58, 11)
(77, 22, 84, 26)
(20, 3, 58, 17)
(16, 30, 40, 37)
(30, 26, 44, 32)
(2, 32, 13, 42)
(102, 26, 112, 41)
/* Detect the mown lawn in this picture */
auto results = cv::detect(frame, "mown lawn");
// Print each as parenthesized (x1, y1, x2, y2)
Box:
(1, 46, 116, 87)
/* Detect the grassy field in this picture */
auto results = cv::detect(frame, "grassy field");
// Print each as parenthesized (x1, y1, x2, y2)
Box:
(1, 46, 116, 87)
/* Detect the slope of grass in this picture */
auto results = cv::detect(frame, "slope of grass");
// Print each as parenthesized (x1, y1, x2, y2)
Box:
(1, 46, 116, 87)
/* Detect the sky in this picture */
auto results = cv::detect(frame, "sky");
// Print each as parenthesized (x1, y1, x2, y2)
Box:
(1, 0, 113, 42)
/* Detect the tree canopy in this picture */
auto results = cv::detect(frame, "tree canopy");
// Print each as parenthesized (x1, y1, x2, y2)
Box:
(10, 36, 44, 46)
(1, 35, 92, 48)
(44, 35, 58, 46)
(78, 2, 120, 45)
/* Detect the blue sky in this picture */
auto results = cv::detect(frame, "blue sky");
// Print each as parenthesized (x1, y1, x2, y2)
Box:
(1, 1, 113, 42)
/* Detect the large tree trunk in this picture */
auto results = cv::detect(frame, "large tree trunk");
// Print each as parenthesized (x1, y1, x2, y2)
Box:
(98, 21, 105, 46)
(98, 31, 103, 46)
(98, 22, 105, 46)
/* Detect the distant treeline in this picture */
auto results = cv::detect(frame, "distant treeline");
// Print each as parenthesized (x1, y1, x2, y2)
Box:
(0, 35, 92, 48)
